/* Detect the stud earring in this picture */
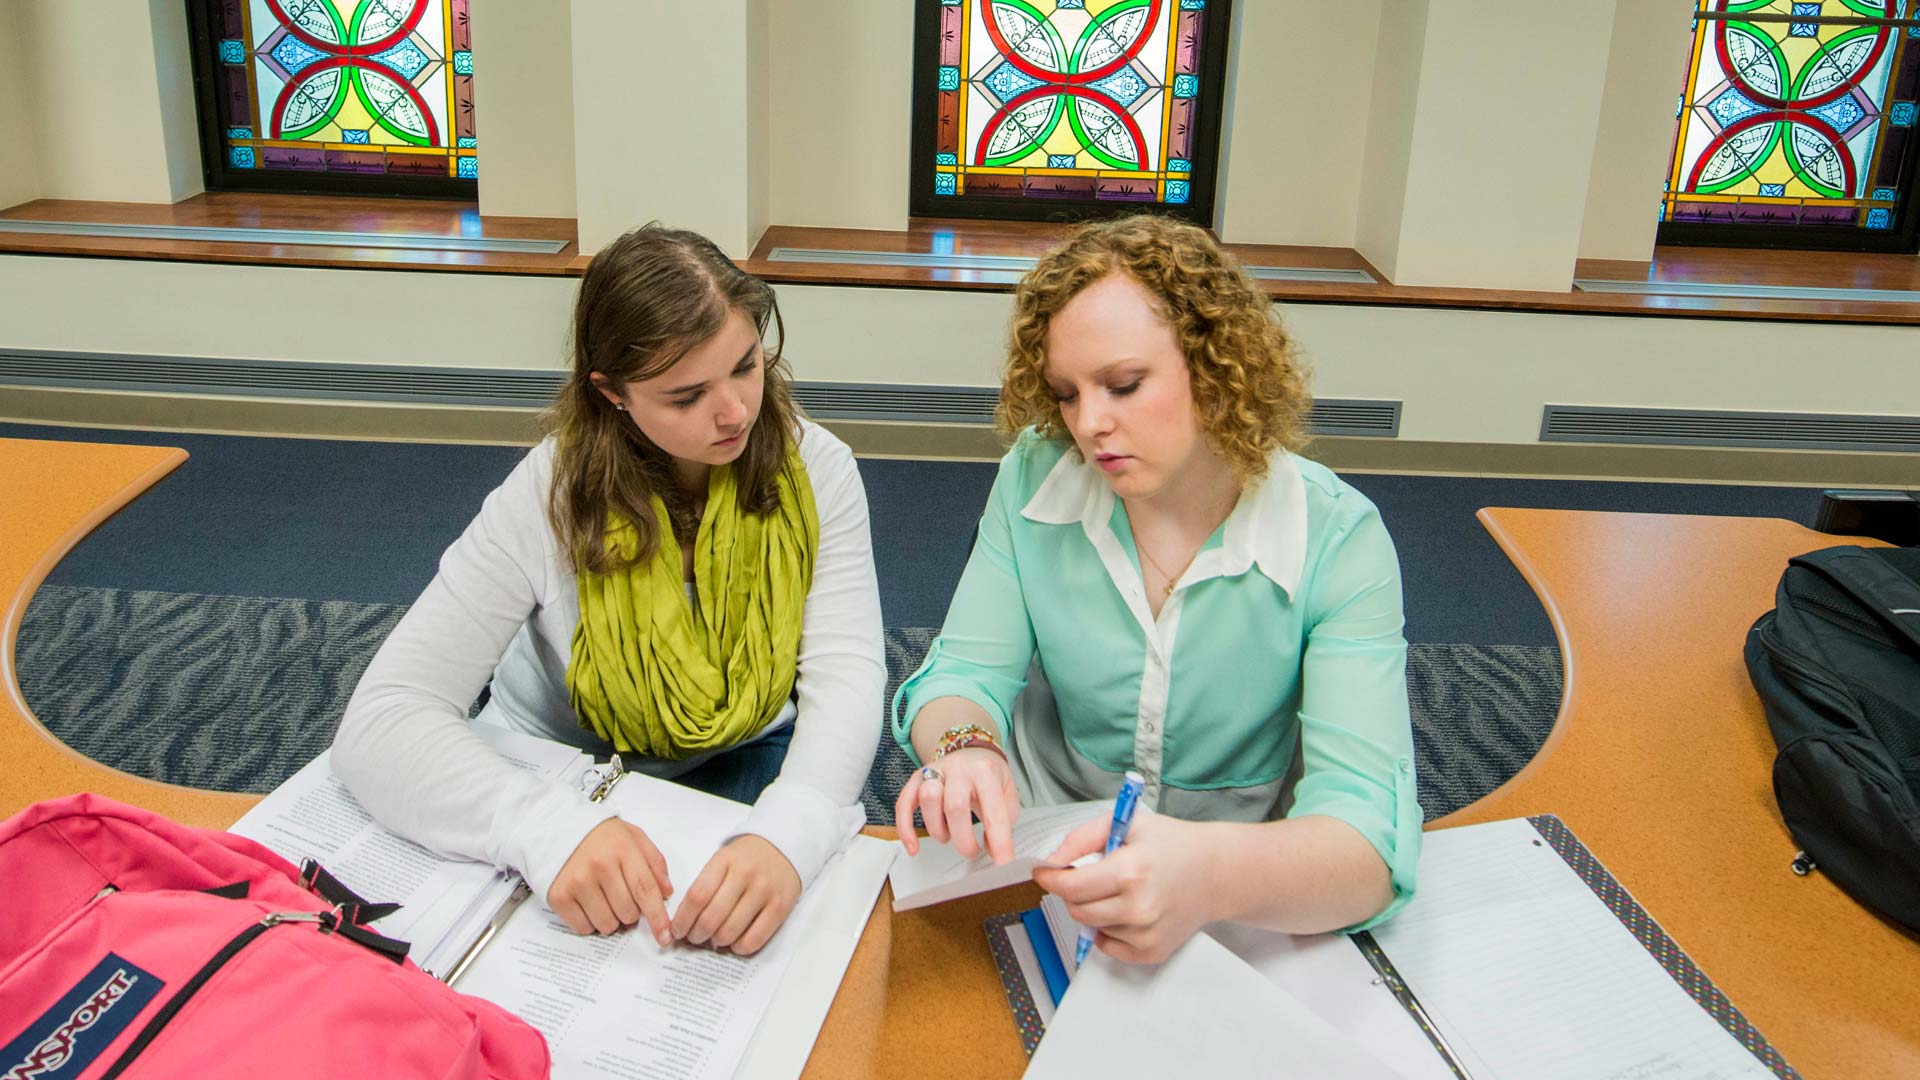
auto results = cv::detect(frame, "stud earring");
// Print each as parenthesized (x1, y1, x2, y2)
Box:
(613, 403, 627, 412)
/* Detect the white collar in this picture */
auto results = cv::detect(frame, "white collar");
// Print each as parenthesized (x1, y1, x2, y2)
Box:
(1020, 444, 1308, 597)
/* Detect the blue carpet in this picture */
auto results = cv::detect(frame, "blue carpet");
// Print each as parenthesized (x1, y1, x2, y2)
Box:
(19, 586, 1562, 822)
(3, 422, 1827, 644)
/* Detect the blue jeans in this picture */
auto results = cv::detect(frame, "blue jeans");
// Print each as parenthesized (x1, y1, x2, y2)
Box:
(673, 723, 794, 805)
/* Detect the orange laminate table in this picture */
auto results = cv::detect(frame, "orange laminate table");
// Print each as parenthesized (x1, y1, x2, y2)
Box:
(1, 437, 259, 828)
(11, 440, 1915, 1077)
(1439, 508, 1920, 1078)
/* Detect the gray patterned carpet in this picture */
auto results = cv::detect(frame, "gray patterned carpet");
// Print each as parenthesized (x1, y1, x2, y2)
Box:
(19, 586, 1561, 823)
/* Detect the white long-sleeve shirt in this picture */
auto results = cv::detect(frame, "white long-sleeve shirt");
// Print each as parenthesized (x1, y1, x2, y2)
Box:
(333, 421, 884, 907)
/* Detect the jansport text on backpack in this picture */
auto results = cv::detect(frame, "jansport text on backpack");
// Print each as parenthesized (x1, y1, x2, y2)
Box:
(1744, 544, 1920, 932)
(0, 794, 549, 1079)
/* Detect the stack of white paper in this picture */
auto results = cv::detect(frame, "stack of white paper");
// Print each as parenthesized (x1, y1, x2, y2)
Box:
(1026, 932, 1406, 1079)
(886, 801, 1106, 911)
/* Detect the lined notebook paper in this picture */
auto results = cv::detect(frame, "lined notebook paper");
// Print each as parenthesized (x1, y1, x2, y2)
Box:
(1370, 818, 1778, 1080)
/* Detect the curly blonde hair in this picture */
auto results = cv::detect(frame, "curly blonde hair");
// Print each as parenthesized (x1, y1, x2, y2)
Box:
(996, 214, 1311, 483)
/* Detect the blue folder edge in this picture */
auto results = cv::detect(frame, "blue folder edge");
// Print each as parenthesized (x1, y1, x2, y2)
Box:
(1020, 907, 1071, 1006)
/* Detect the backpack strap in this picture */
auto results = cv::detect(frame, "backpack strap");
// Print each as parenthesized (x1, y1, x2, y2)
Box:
(298, 858, 402, 925)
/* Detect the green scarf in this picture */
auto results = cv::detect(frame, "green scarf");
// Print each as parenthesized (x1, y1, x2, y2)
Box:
(567, 449, 817, 759)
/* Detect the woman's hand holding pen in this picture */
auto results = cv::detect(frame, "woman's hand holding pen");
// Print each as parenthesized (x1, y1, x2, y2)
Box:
(1033, 811, 1215, 965)
(892, 747, 1021, 864)
(548, 817, 675, 944)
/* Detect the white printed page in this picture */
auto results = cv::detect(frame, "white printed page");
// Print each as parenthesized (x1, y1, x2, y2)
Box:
(229, 727, 589, 959)
(597, 770, 754, 918)
(456, 772, 885, 1080)
(1025, 932, 1406, 1079)
(1371, 818, 1774, 1080)
(887, 800, 1108, 911)
(461, 905, 780, 1078)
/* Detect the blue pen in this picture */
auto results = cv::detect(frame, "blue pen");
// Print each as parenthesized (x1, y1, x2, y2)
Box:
(1073, 770, 1146, 969)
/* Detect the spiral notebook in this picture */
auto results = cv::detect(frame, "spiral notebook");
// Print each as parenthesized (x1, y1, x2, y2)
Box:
(987, 814, 1798, 1080)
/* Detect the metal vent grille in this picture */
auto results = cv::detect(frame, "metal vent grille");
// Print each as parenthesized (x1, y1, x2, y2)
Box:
(1308, 399, 1400, 437)
(0, 349, 1401, 437)
(791, 382, 998, 424)
(1542, 405, 1920, 453)
(0, 349, 566, 407)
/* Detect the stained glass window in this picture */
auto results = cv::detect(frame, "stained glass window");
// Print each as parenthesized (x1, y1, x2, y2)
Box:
(909, 0, 1233, 224)
(187, 0, 476, 196)
(1661, 1, 1920, 249)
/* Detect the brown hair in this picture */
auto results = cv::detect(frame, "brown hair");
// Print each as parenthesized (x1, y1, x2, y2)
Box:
(543, 223, 801, 575)
(996, 214, 1311, 483)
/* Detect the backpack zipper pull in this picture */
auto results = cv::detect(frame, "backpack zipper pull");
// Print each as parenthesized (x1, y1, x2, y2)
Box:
(1790, 851, 1817, 876)
(261, 910, 339, 931)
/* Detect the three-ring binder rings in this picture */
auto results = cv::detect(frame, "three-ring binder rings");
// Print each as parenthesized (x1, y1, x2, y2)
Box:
(441, 755, 630, 986)
(988, 815, 1797, 1079)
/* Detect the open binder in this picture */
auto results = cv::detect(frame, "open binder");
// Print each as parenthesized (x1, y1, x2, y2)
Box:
(231, 729, 894, 1080)
(988, 814, 1798, 1080)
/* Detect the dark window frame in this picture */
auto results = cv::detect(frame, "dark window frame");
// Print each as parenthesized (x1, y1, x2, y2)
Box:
(181, 0, 477, 200)
(907, 0, 1234, 226)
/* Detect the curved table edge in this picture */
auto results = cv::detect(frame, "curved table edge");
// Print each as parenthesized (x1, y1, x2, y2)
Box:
(1, 446, 259, 820)
(1428, 506, 1577, 829)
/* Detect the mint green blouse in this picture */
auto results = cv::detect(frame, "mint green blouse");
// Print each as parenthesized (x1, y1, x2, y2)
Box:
(893, 431, 1421, 929)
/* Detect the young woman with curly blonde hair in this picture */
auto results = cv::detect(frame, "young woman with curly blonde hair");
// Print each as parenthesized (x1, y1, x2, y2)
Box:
(892, 215, 1419, 963)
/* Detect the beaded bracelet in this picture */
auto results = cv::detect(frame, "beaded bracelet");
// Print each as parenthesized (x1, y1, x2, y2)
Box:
(934, 722, 1008, 763)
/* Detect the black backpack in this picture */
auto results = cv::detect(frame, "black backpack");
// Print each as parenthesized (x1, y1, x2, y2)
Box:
(1744, 545, 1920, 932)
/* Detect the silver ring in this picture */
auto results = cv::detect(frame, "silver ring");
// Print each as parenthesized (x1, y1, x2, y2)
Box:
(920, 765, 943, 783)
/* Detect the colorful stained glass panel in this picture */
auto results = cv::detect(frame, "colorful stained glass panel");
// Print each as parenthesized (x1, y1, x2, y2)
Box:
(203, 0, 476, 182)
(1663, 1, 1918, 233)
(928, 0, 1214, 210)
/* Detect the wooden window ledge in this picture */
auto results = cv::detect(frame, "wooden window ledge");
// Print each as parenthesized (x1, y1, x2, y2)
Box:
(2, 195, 1916, 325)
(0, 193, 583, 276)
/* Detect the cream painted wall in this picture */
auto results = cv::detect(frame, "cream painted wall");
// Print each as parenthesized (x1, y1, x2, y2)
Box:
(1214, 0, 1381, 247)
(1354, 0, 1429, 281)
(767, 0, 913, 231)
(770, 284, 1013, 387)
(17, 0, 196, 203)
(0, 6, 41, 209)
(1362, 1, 1617, 291)
(1577, 0, 1695, 262)
(0, 257, 576, 371)
(571, 0, 767, 255)
(148, 0, 205, 203)
(470, 0, 576, 219)
(746, 0, 771, 249)
(9, 257, 1910, 454)
(1282, 303, 1920, 444)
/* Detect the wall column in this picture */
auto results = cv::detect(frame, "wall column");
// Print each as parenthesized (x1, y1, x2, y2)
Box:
(1355, 0, 1617, 291)
(570, 0, 769, 256)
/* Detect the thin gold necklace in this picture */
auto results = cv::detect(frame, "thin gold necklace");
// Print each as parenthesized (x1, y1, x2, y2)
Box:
(1136, 538, 1199, 601)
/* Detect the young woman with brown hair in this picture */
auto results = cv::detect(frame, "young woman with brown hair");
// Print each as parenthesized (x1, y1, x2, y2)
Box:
(892, 215, 1420, 964)
(335, 224, 883, 956)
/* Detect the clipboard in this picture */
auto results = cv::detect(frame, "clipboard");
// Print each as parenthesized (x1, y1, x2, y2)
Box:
(985, 814, 1799, 1078)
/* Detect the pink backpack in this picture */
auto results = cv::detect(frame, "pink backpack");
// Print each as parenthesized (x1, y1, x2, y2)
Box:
(0, 794, 549, 1079)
